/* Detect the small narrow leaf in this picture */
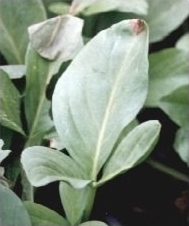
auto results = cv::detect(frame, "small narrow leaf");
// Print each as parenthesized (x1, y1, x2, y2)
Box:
(21, 146, 90, 188)
(0, 0, 46, 64)
(174, 126, 189, 166)
(0, 139, 11, 164)
(48, 2, 70, 15)
(159, 85, 189, 127)
(24, 201, 68, 226)
(70, 0, 148, 15)
(98, 121, 161, 185)
(0, 65, 25, 79)
(0, 71, 25, 135)
(146, 48, 188, 107)
(142, 0, 189, 43)
(53, 19, 149, 180)
(0, 183, 31, 226)
(59, 182, 96, 226)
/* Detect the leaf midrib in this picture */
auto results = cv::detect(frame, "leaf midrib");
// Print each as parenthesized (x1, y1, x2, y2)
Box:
(91, 33, 142, 181)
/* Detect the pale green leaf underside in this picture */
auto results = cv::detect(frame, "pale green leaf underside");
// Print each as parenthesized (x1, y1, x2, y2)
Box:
(0, 184, 31, 226)
(0, 65, 25, 79)
(146, 48, 188, 107)
(0, 0, 46, 64)
(70, 0, 148, 15)
(24, 201, 68, 226)
(28, 14, 83, 61)
(159, 85, 189, 127)
(0, 71, 25, 135)
(53, 19, 149, 180)
(143, 0, 189, 43)
(174, 126, 189, 166)
(99, 120, 161, 185)
(21, 146, 90, 188)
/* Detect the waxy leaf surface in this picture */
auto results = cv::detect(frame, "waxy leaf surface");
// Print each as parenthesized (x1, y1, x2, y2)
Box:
(53, 19, 149, 180)
(99, 121, 161, 185)
(21, 146, 90, 188)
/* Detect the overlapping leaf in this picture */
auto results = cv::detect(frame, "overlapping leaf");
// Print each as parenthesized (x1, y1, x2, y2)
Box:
(142, 0, 189, 43)
(59, 182, 95, 226)
(98, 121, 161, 186)
(146, 48, 188, 107)
(0, 71, 25, 135)
(0, 184, 31, 226)
(159, 85, 189, 127)
(0, 65, 25, 79)
(24, 16, 84, 146)
(70, 0, 148, 15)
(24, 201, 68, 226)
(0, 0, 46, 64)
(53, 19, 149, 179)
(21, 146, 91, 188)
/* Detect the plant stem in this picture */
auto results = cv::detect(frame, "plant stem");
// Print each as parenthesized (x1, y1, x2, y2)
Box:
(21, 169, 34, 201)
(147, 158, 189, 183)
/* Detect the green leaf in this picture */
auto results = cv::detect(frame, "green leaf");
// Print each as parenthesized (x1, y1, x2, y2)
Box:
(21, 146, 91, 188)
(24, 201, 68, 226)
(98, 121, 161, 186)
(159, 85, 189, 127)
(142, 0, 189, 43)
(24, 45, 54, 146)
(79, 221, 108, 226)
(0, 71, 25, 135)
(146, 48, 188, 107)
(25, 15, 84, 146)
(59, 182, 96, 226)
(0, 183, 31, 226)
(174, 126, 189, 166)
(0, 0, 46, 64)
(28, 15, 83, 61)
(0, 139, 11, 164)
(70, 0, 148, 15)
(53, 19, 149, 180)
(176, 33, 189, 52)
(0, 65, 25, 79)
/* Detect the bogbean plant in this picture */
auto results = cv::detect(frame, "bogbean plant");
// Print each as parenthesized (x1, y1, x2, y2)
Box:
(0, 0, 188, 225)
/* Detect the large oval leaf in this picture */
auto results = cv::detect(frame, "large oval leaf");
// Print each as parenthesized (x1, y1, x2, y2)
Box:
(21, 146, 90, 188)
(0, 184, 31, 226)
(52, 19, 149, 180)
(98, 120, 161, 186)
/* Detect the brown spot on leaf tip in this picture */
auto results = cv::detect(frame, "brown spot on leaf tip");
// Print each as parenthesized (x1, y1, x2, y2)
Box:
(130, 19, 145, 35)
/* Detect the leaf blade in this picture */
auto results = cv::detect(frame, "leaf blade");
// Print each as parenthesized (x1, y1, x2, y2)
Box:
(21, 146, 91, 188)
(53, 19, 149, 180)
(98, 120, 161, 185)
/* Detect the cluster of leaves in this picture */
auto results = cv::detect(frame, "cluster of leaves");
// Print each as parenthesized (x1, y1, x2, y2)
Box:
(0, 0, 188, 225)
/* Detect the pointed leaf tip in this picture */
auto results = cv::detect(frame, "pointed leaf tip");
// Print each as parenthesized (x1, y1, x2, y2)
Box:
(130, 19, 146, 35)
